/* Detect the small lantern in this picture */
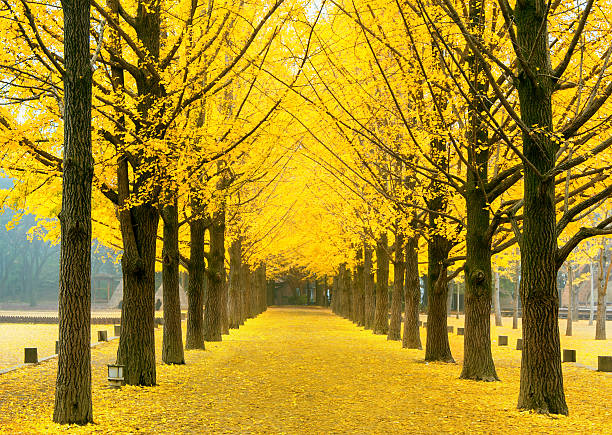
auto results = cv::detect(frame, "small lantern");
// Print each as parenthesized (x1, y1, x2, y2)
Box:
(107, 364, 124, 388)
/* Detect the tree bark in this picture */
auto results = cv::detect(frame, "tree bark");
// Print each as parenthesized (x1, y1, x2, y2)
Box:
(494, 272, 503, 327)
(460, 0, 497, 379)
(513, 261, 520, 330)
(53, 0, 93, 421)
(589, 262, 595, 326)
(161, 201, 184, 364)
(117, 205, 159, 385)
(186, 218, 205, 349)
(228, 238, 242, 329)
(425, 262, 454, 362)
(373, 233, 389, 335)
(388, 232, 404, 341)
(205, 209, 225, 342)
(221, 267, 229, 335)
(241, 265, 251, 323)
(355, 249, 365, 327)
(595, 247, 610, 340)
(516, 0, 567, 414)
(565, 262, 573, 336)
(364, 244, 375, 329)
(403, 236, 422, 349)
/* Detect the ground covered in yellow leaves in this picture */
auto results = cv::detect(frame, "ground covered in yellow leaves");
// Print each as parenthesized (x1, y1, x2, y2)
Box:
(0, 307, 610, 434)
(0, 323, 117, 370)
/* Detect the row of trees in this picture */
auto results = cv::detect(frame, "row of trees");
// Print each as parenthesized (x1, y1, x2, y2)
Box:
(287, 0, 612, 417)
(0, 0, 610, 424)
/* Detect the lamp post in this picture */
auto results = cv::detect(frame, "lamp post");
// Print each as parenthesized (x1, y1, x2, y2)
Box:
(107, 364, 124, 388)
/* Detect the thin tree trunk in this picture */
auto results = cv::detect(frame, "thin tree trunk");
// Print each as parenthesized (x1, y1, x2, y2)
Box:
(596, 247, 610, 340)
(403, 236, 422, 349)
(364, 244, 375, 329)
(589, 262, 595, 326)
(373, 233, 389, 335)
(186, 218, 205, 349)
(355, 249, 365, 327)
(228, 238, 242, 329)
(494, 272, 503, 327)
(221, 267, 229, 334)
(161, 201, 184, 364)
(205, 209, 225, 342)
(565, 262, 573, 336)
(388, 232, 404, 341)
(513, 261, 520, 330)
(53, 0, 93, 421)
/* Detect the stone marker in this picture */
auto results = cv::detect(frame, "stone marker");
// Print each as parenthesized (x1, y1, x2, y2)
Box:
(498, 335, 508, 346)
(114, 325, 121, 336)
(457, 327, 464, 335)
(447, 326, 454, 333)
(563, 349, 576, 362)
(24, 348, 37, 363)
(98, 330, 108, 342)
(598, 356, 612, 372)
(516, 338, 523, 350)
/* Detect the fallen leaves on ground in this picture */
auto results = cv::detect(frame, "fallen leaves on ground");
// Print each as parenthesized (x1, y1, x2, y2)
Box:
(0, 307, 610, 434)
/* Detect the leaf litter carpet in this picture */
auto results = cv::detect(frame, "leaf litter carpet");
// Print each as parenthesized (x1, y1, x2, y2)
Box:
(0, 307, 610, 433)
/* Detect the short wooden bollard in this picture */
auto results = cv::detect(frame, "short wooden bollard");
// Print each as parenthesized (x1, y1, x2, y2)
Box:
(447, 326, 454, 333)
(114, 325, 121, 336)
(598, 356, 612, 372)
(98, 330, 108, 342)
(457, 327, 464, 335)
(498, 335, 508, 346)
(24, 348, 38, 363)
(563, 349, 576, 362)
(516, 338, 523, 350)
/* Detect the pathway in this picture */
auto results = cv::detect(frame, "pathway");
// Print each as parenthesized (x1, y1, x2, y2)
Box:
(0, 307, 610, 433)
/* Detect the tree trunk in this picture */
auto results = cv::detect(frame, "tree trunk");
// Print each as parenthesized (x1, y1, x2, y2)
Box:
(364, 244, 375, 329)
(241, 265, 251, 323)
(460, 0, 497, 378)
(355, 250, 365, 327)
(344, 266, 352, 319)
(426, 262, 454, 362)
(205, 210, 225, 342)
(388, 232, 404, 341)
(53, 0, 93, 422)
(315, 277, 323, 306)
(186, 218, 205, 349)
(161, 201, 184, 364)
(221, 267, 229, 334)
(513, 261, 520, 330)
(403, 236, 422, 349)
(516, 0, 567, 414)
(117, 205, 159, 385)
(589, 262, 595, 326)
(565, 263, 573, 336)
(228, 238, 242, 329)
(595, 247, 610, 340)
(373, 233, 389, 335)
(494, 272, 503, 327)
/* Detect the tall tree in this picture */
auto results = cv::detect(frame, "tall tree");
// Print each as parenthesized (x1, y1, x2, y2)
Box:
(53, 0, 94, 423)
